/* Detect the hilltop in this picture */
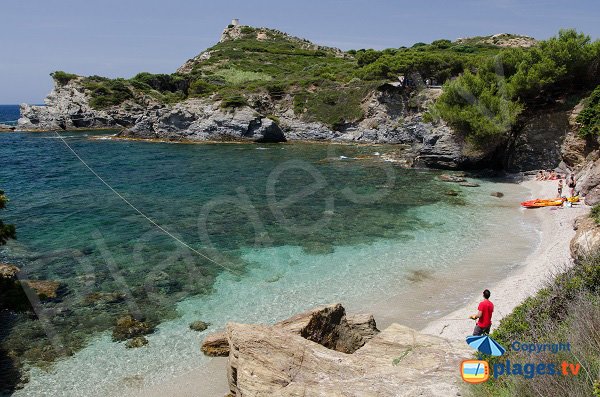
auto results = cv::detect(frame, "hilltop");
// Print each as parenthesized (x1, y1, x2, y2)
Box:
(16, 24, 600, 171)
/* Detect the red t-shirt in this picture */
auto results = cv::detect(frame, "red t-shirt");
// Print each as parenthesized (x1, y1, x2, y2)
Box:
(477, 300, 494, 328)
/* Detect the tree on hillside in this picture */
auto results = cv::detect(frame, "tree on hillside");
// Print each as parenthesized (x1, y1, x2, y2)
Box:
(0, 190, 16, 245)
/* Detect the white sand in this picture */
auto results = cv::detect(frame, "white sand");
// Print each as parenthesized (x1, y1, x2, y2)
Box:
(420, 179, 588, 340)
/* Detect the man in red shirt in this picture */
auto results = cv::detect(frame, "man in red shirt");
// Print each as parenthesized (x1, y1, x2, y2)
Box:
(470, 289, 494, 336)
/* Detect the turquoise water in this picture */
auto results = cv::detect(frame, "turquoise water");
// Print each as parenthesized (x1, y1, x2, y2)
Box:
(0, 131, 536, 396)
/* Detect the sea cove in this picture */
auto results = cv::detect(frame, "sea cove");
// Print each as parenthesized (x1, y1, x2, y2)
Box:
(1, 131, 537, 396)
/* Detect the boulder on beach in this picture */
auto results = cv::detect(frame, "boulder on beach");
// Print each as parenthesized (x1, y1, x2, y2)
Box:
(200, 304, 380, 358)
(223, 304, 470, 396)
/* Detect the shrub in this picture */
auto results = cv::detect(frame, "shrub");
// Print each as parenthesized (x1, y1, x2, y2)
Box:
(220, 93, 248, 108)
(51, 71, 78, 86)
(577, 85, 600, 136)
(189, 79, 216, 97)
(591, 203, 600, 224)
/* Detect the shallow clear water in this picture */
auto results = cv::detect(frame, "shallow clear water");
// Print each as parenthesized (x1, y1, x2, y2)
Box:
(0, 131, 537, 396)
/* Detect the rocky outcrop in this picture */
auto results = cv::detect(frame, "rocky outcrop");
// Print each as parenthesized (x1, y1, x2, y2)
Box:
(201, 304, 379, 358)
(222, 305, 470, 396)
(505, 103, 573, 172)
(119, 101, 286, 143)
(571, 215, 600, 257)
(201, 331, 230, 357)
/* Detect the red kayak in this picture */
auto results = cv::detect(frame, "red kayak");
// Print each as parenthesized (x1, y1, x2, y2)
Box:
(521, 198, 564, 208)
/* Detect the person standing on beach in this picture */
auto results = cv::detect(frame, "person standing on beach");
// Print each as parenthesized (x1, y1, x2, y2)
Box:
(470, 289, 494, 336)
(568, 174, 576, 197)
(558, 178, 564, 197)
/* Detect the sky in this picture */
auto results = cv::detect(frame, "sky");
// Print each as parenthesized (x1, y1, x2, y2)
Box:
(1, 0, 599, 104)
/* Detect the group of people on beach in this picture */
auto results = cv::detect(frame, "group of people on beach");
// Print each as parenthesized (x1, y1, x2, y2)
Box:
(558, 174, 577, 198)
(535, 169, 560, 181)
(535, 170, 577, 198)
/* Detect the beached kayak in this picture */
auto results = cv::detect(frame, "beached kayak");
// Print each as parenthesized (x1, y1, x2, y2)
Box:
(567, 196, 580, 203)
(521, 198, 564, 208)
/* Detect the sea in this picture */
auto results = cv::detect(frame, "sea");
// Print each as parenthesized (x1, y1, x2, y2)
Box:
(0, 105, 20, 125)
(0, 127, 539, 396)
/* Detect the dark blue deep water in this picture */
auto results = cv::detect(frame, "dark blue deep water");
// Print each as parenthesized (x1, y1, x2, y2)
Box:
(0, 105, 20, 125)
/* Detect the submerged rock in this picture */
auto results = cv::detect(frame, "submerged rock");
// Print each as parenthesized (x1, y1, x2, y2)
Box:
(490, 191, 505, 197)
(438, 174, 466, 183)
(189, 320, 211, 332)
(445, 190, 459, 196)
(459, 182, 480, 187)
(0, 263, 20, 282)
(125, 336, 149, 349)
(22, 280, 63, 300)
(112, 315, 154, 341)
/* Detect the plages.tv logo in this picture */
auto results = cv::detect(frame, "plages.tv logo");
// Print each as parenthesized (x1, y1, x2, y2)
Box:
(460, 336, 581, 384)
(461, 360, 490, 384)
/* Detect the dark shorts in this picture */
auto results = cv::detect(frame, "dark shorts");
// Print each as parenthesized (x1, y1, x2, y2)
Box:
(473, 325, 491, 336)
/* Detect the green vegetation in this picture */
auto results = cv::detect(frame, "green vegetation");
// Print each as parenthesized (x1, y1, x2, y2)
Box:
(58, 27, 600, 135)
(577, 85, 600, 136)
(431, 30, 600, 144)
(51, 71, 78, 86)
(591, 203, 600, 224)
(0, 190, 16, 245)
(470, 246, 600, 397)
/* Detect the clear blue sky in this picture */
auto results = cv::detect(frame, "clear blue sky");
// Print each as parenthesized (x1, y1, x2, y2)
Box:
(2, 0, 599, 104)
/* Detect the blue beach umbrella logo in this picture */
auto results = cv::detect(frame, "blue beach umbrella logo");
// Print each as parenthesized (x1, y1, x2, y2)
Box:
(466, 335, 506, 356)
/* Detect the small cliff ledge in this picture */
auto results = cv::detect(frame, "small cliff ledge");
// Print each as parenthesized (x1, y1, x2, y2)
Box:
(205, 304, 471, 396)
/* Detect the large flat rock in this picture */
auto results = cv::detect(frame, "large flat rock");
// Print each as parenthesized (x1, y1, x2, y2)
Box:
(221, 305, 471, 396)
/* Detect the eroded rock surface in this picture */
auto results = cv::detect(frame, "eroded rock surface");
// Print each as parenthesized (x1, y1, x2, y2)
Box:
(203, 304, 469, 396)
(226, 320, 470, 396)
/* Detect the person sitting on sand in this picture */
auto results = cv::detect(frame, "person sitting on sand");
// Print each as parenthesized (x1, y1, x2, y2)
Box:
(535, 171, 544, 181)
(558, 178, 564, 197)
(470, 289, 494, 336)
(549, 170, 558, 180)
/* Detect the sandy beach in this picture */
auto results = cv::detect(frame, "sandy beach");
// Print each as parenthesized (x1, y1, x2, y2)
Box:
(421, 179, 589, 340)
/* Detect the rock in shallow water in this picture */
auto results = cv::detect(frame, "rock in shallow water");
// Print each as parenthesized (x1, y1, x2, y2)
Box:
(112, 315, 154, 341)
(125, 336, 149, 349)
(189, 320, 211, 332)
